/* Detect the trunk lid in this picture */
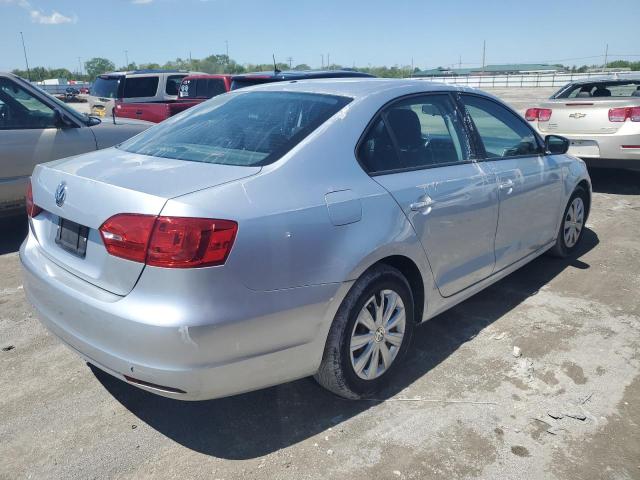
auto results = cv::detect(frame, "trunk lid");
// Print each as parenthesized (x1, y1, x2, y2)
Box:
(537, 98, 639, 135)
(30, 147, 260, 295)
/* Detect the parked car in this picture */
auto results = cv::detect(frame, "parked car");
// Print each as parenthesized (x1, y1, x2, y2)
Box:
(0, 72, 151, 217)
(21, 79, 590, 401)
(525, 74, 640, 170)
(88, 69, 192, 118)
(114, 74, 232, 123)
(230, 69, 374, 90)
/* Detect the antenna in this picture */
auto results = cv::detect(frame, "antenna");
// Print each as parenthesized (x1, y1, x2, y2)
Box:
(20, 32, 31, 81)
(273, 54, 281, 74)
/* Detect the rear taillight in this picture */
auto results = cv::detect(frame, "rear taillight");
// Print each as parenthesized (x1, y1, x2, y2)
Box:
(99, 214, 237, 268)
(609, 107, 640, 122)
(25, 179, 43, 218)
(100, 214, 156, 263)
(525, 108, 552, 122)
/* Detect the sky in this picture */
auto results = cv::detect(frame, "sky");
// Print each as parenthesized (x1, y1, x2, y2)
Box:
(1, 0, 639, 73)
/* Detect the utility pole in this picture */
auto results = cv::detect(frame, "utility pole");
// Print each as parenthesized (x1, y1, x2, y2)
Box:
(327, 53, 330, 69)
(321, 54, 324, 69)
(287, 57, 293, 68)
(20, 32, 31, 81)
(603, 43, 609, 72)
(225, 40, 229, 58)
(77, 56, 82, 77)
(481, 40, 486, 74)
(458, 55, 462, 70)
(124, 50, 129, 69)
(411, 57, 414, 77)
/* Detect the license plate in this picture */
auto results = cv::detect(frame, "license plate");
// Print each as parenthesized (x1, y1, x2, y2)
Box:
(55, 218, 89, 258)
(568, 140, 600, 157)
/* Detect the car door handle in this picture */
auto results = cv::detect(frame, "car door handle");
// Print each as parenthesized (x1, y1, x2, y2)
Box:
(410, 196, 435, 211)
(498, 179, 514, 190)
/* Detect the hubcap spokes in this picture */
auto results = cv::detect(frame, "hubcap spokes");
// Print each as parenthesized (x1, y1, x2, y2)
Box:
(350, 289, 406, 380)
(563, 197, 584, 248)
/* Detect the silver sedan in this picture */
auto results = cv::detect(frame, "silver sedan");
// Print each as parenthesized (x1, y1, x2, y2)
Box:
(525, 74, 640, 170)
(21, 79, 591, 400)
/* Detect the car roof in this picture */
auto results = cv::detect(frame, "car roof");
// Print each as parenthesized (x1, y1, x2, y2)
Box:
(231, 70, 375, 81)
(235, 77, 478, 100)
(182, 74, 232, 80)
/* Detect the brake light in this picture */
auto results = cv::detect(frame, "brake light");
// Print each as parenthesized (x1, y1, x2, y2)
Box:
(100, 214, 156, 263)
(25, 179, 43, 218)
(525, 108, 552, 122)
(99, 214, 237, 268)
(609, 107, 640, 122)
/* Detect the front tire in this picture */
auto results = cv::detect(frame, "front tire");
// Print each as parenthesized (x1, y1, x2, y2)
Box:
(314, 264, 414, 399)
(549, 186, 588, 258)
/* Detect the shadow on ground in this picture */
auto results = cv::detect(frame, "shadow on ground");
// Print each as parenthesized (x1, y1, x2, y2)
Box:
(0, 215, 27, 255)
(92, 228, 599, 460)
(589, 168, 640, 195)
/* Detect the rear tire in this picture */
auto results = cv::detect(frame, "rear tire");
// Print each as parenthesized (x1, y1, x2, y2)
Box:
(314, 264, 414, 399)
(549, 186, 588, 258)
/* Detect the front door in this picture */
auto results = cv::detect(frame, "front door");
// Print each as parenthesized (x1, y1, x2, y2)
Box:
(458, 94, 563, 271)
(358, 93, 499, 297)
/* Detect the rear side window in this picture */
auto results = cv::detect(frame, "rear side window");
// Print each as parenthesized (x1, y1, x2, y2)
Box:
(118, 91, 352, 166)
(165, 75, 186, 95)
(358, 94, 469, 173)
(460, 95, 540, 158)
(122, 76, 159, 98)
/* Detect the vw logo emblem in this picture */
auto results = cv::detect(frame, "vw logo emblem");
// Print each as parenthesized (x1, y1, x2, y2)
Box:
(55, 181, 67, 207)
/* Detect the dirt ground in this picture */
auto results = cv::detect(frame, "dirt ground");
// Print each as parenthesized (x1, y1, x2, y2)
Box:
(1, 90, 639, 480)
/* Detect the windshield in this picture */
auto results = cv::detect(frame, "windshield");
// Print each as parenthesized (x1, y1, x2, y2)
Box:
(92, 76, 122, 99)
(553, 80, 640, 99)
(118, 91, 352, 166)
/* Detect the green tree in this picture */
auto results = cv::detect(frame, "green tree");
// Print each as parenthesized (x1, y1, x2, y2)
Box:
(84, 57, 116, 79)
(294, 64, 311, 71)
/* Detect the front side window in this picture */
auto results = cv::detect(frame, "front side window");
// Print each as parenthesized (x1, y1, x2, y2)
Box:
(118, 91, 352, 166)
(123, 76, 159, 98)
(92, 76, 122, 99)
(0, 78, 56, 130)
(460, 95, 540, 158)
(358, 94, 469, 174)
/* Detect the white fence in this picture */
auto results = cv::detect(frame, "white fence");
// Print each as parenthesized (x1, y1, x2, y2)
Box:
(414, 71, 637, 88)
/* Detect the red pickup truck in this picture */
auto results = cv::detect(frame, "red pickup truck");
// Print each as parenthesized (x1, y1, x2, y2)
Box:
(114, 74, 232, 123)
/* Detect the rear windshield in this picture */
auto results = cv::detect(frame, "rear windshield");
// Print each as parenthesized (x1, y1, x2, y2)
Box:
(179, 78, 227, 98)
(92, 76, 122, 99)
(166, 75, 187, 96)
(117, 91, 352, 166)
(554, 80, 640, 99)
(122, 76, 159, 98)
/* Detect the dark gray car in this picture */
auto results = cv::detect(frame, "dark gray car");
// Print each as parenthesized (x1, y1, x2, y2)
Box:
(0, 73, 151, 217)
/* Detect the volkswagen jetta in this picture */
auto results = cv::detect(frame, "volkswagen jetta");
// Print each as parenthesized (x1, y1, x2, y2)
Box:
(21, 79, 591, 400)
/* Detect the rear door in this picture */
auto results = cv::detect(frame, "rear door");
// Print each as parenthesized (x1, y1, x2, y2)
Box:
(459, 94, 562, 271)
(360, 93, 499, 297)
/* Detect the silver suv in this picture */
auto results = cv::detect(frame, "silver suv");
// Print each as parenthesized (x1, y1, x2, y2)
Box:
(88, 69, 192, 118)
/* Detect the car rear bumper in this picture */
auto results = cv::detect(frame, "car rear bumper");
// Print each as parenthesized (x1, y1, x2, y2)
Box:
(20, 231, 349, 401)
(539, 131, 640, 165)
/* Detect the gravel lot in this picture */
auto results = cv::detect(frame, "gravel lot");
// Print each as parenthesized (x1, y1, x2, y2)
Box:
(1, 88, 639, 480)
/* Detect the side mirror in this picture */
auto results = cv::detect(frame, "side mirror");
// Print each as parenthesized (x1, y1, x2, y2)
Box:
(545, 135, 570, 155)
(53, 108, 74, 128)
